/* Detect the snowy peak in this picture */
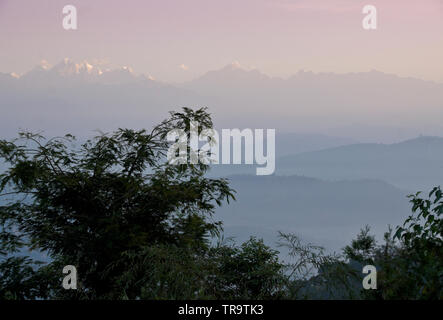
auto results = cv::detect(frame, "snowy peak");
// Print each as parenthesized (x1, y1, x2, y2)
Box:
(51, 58, 103, 77)
(17, 58, 157, 86)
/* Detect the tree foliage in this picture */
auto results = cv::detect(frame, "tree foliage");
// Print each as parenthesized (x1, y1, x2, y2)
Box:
(343, 188, 443, 300)
(0, 107, 235, 299)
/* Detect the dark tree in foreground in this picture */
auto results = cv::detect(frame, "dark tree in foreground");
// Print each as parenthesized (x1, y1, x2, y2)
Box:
(392, 187, 442, 299)
(105, 237, 286, 299)
(343, 187, 443, 300)
(0, 108, 235, 299)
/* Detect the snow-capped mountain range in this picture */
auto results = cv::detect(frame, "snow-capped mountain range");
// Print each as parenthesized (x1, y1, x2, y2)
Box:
(7, 58, 156, 85)
(2, 58, 443, 143)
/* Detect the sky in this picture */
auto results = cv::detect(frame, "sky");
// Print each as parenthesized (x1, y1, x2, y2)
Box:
(1, 0, 443, 82)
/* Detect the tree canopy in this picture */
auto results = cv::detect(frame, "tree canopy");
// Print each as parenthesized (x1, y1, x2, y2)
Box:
(0, 107, 235, 298)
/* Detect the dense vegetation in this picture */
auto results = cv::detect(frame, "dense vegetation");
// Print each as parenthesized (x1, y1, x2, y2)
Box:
(0, 108, 441, 299)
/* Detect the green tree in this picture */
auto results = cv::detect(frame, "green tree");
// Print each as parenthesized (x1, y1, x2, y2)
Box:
(342, 187, 442, 300)
(104, 237, 286, 300)
(207, 237, 285, 299)
(0, 107, 235, 299)
(393, 187, 443, 299)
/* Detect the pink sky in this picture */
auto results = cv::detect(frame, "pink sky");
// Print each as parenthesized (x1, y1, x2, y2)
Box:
(1, 0, 442, 82)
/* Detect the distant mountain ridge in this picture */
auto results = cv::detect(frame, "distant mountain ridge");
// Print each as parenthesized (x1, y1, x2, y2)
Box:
(2, 59, 443, 141)
(278, 136, 443, 190)
(6, 58, 443, 89)
(183, 64, 442, 94)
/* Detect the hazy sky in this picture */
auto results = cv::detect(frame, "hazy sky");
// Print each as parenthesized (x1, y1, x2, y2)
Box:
(1, 0, 443, 82)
